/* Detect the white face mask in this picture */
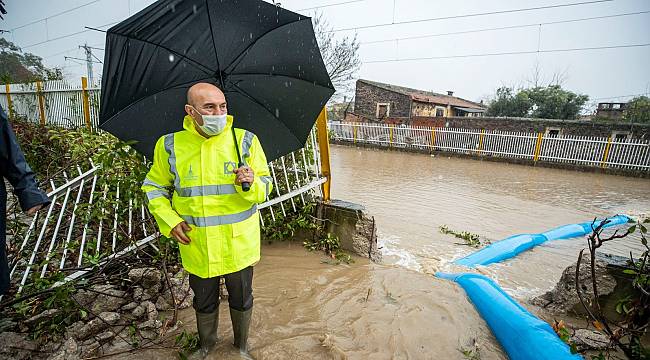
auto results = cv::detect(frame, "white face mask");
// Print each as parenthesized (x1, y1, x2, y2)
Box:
(190, 107, 228, 136)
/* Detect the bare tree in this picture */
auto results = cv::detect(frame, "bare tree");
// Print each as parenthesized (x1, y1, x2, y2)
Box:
(312, 11, 361, 100)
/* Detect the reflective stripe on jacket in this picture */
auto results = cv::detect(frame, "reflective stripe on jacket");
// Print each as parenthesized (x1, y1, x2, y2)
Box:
(142, 115, 272, 278)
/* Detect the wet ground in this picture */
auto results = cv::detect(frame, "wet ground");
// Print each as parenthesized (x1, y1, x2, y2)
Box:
(130, 145, 648, 359)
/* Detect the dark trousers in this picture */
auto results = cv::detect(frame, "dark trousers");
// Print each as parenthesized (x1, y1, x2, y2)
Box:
(189, 266, 254, 314)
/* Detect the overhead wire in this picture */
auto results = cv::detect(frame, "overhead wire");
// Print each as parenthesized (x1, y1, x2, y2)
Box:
(330, 0, 614, 32)
(360, 10, 650, 45)
(362, 43, 650, 63)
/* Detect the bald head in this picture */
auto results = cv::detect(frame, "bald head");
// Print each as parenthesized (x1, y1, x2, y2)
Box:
(185, 82, 227, 125)
(186, 82, 224, 107)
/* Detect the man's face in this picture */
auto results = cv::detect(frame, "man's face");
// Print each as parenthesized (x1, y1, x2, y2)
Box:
(185, 87, 227, 125)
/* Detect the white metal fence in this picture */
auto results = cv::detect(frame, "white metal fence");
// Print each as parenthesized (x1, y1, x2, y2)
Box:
(1, 78, 328, 298)
(4, 131, 325, 298)
(0, 79, 101, 129)
(329, 121, 650, 171)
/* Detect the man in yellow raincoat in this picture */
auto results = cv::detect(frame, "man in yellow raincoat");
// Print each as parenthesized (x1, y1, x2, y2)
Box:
(142, 83, 272, 356)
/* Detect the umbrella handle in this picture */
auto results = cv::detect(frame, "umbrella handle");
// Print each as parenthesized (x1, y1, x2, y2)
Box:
(239, 162, 251, 192)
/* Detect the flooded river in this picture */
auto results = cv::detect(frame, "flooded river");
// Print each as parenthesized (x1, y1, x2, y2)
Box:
(130, 145, 648, 360)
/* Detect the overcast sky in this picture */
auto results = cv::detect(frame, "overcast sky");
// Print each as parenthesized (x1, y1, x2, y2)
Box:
(1, 0, 649, 109)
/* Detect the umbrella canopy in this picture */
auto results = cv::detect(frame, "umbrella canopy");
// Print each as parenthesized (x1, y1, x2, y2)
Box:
(99, 0, 335, 161)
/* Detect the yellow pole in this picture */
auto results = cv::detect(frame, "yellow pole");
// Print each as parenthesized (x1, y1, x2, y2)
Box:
(315, 107, 332, 202)
(36, 81, 46, 126)
(353, 123, 357, 144)
(600, 137, 613, 168)
(389, 125, 394, 147)
(81, 77, 92, 131)
(533, 132, 543, 162)
(5, 84, 14, 119)
(477, 129, 485, 155)
(431, 127, 436, 149)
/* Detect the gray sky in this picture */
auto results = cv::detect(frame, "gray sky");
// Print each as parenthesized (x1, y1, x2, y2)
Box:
(1, 0, 649, 110)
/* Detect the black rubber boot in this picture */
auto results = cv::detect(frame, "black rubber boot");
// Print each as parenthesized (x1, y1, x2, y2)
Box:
(230, 307, 253, 357)
(195, 310, 219, 357)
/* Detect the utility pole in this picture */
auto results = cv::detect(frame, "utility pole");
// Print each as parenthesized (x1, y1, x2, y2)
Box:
(80, 43, 94, 84)
(70, 44, 103, 84)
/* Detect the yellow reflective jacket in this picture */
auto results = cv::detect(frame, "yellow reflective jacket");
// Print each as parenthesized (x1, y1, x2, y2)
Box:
(141, 115, 272, 278)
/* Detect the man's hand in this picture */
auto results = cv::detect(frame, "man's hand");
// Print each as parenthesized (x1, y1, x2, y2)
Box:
(234, 166, 254, 186)
(171, 221, 192, 245)
(26, 204, 43, 216)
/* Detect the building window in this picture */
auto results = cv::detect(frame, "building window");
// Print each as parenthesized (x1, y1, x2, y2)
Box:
(612, 131, 630, 141)
(546, 127, 561, 137)
(376, 102, 390, 118)
(435, 106, 445, 117)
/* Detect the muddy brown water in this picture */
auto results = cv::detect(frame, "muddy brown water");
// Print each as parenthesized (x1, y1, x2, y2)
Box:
(126, 145, 648, 359)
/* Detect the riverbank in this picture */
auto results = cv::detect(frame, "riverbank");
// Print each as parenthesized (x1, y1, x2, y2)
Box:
(111, 242, 506, 360)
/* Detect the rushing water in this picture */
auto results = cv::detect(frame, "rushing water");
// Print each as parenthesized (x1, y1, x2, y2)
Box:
(131, 145, 648, 359)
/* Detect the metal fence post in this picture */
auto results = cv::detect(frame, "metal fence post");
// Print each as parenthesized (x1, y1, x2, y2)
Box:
(36, 81, 46, 126)
(81, 77, 92, 131)
(477, 129, 485, 155)
(600, 136, 613, 168)
(315, 107, 331, 202)
(533, 132, 543, 161)
(431, 127, 436, 150)
(5, 84, 14, 119)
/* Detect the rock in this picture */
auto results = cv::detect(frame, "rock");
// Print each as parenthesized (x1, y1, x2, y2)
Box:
(79, 340, 101, 358)
(47, 337, 81, 360)
(155, 295, 172, 311)
(157, 269, 193, 309)
(531, 253, 616, 313)
(138, 319, 162, 330)
(131, 305, 146, 318)
(66, 321, 86, 340)
(143, 301, 158, 321)
(139, 329, 158, 340)
(25, 308, 59, 327)
(128, 268, 162, 289)
(144, 283, 162, 299)
(134, 286, 152, 302)
(77, 312, 120, 340)
(0, 332, 37, 360)
(74, 284, 128, 314)
(98, 311, 121, 325)
(571, 329, 610, 351)
(121, 302, 138, 311)
(95, 331, 115, 344)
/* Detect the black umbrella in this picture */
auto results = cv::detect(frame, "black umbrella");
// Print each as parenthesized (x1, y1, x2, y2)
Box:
(98, 0, 335, 162)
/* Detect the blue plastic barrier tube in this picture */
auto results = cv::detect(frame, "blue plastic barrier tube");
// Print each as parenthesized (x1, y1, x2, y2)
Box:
(436, 272, 582, 360)
(455, 215, 629, 267)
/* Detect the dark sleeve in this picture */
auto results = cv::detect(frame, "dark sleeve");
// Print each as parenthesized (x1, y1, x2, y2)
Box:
(0, 106, 51, 211)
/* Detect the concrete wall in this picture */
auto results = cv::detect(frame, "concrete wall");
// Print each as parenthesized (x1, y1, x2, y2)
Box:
(408, 116, 650, 139)
(317, 200, 381, 262)
(354, 81, 411, 119)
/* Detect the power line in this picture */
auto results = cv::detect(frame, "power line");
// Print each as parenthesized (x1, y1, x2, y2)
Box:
(10, 0, 103, 31)
(591, 93, 649, 101)
(360, 10, 650, 45)
(21, 21, 118, 49)
(330, 0, 614, 32)
(363, 43, 650, 64)
(297, 0, 365, 12)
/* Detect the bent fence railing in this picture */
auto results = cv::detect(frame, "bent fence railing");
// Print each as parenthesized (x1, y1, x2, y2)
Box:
(1, 78, 332, 300)
(2, 128, 326, 300)
(329, 121, 650, 171)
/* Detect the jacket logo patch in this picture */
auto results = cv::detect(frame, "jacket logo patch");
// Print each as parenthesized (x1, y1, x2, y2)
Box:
(224, 161, 237, 174)
(185, 165, 199, 181)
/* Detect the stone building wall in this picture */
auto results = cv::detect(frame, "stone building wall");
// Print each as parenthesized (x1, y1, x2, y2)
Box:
(354, 80, 411, 119)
